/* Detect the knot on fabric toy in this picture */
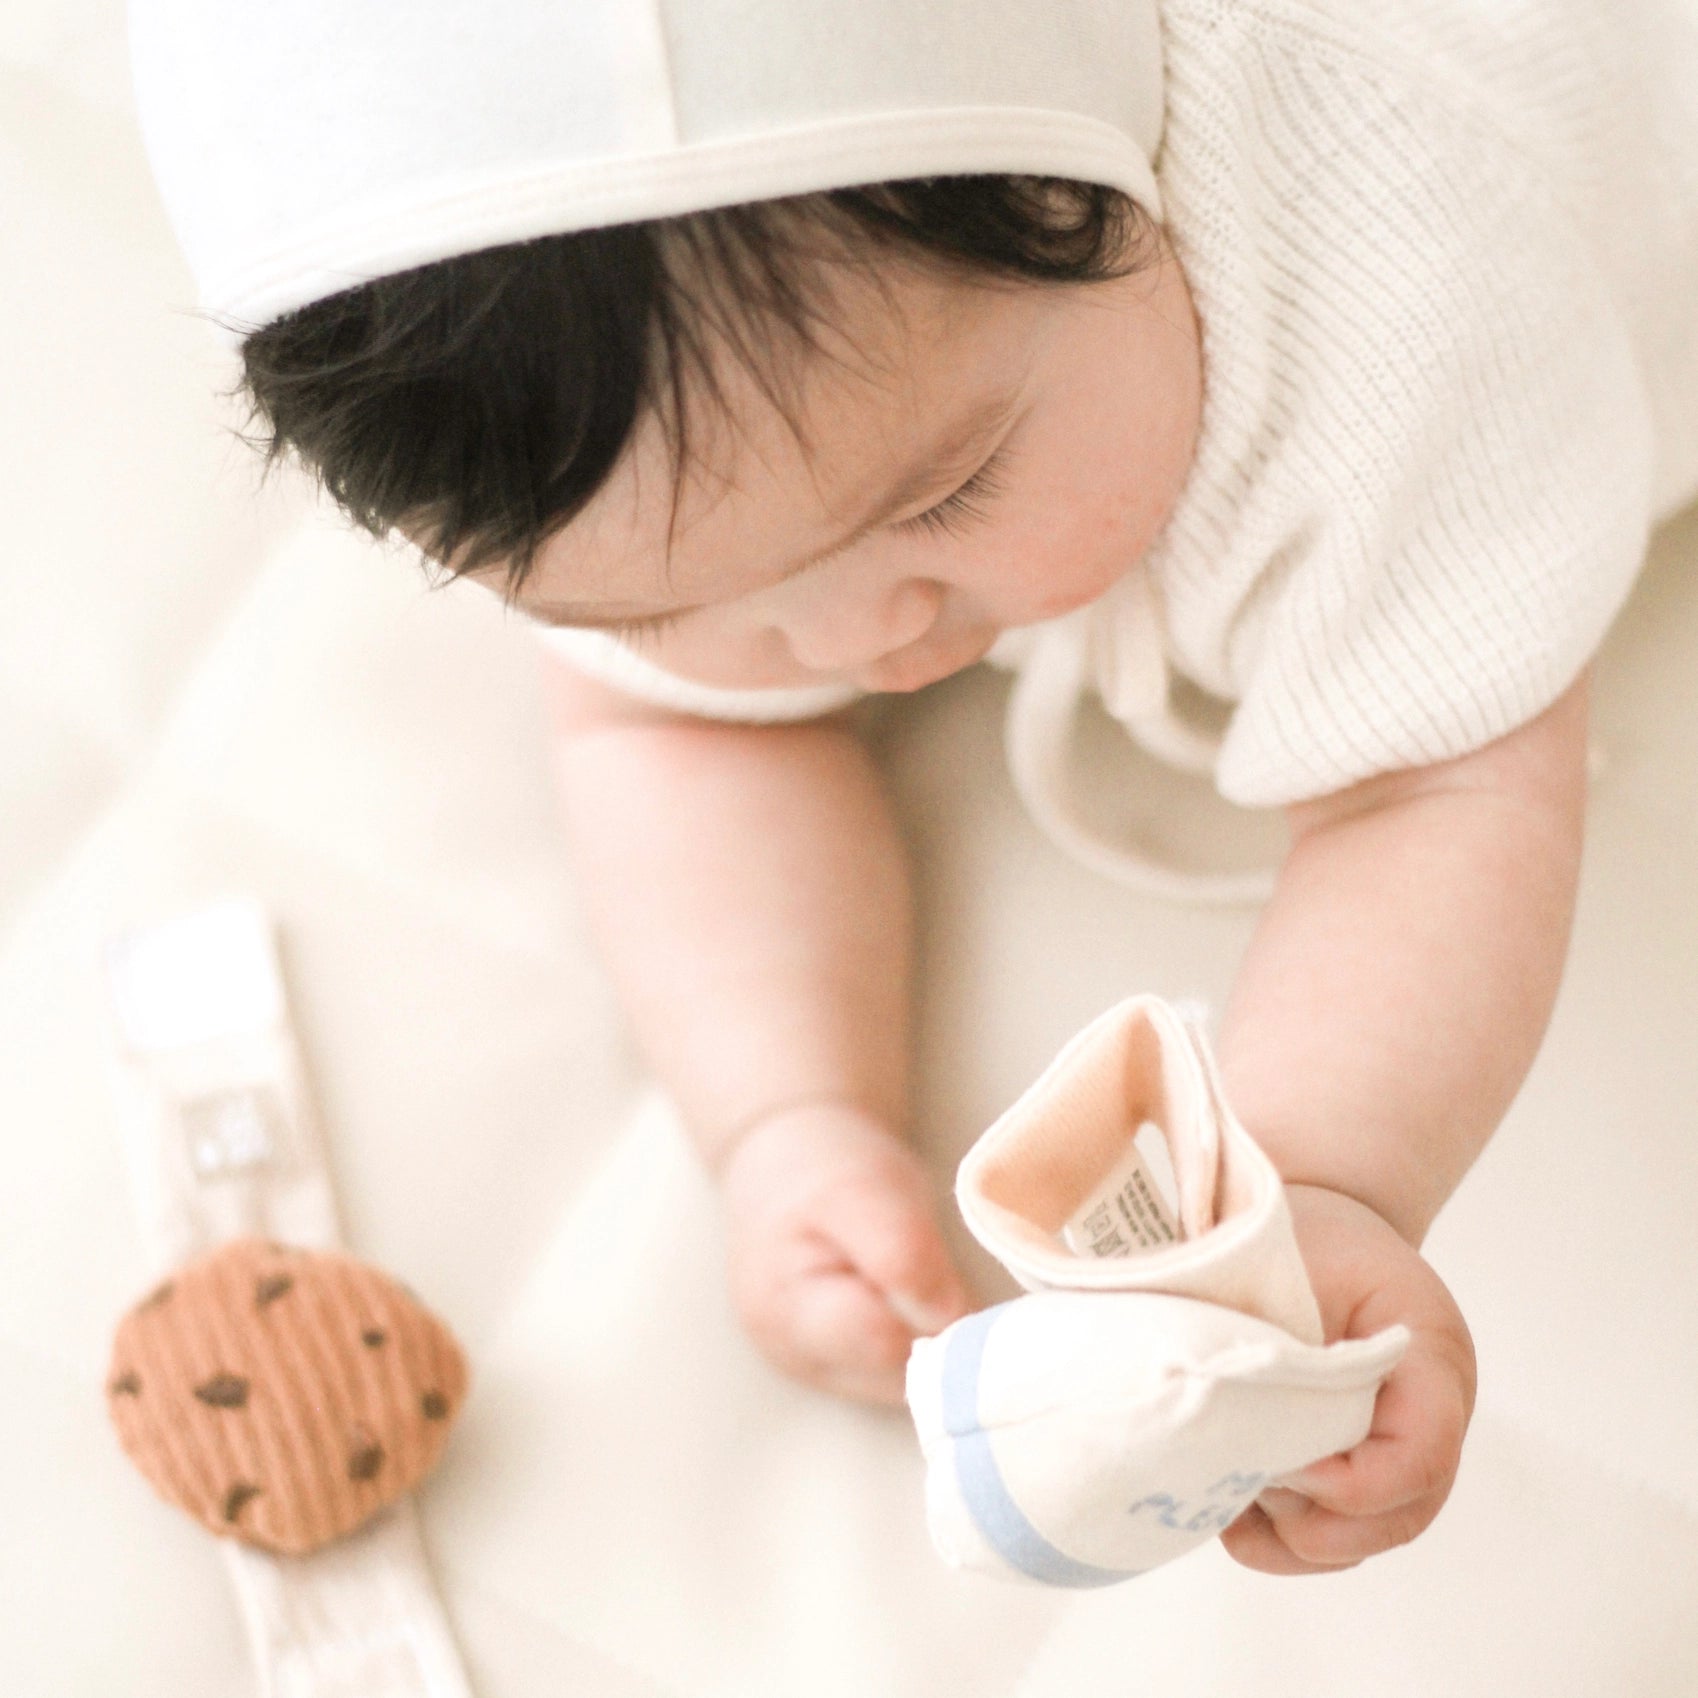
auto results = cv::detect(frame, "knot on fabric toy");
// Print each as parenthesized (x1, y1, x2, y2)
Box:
(106, 1237, 468, 1555)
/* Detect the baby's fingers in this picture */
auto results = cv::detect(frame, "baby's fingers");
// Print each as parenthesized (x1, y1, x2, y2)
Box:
(1223, 1331, 1471, 1573)
(774, 1265, 922, 1405)
(824, 1169, 974, 1336)
(1222, 1485, 1449, 1574)
(1295, 1341, 1469, 1508)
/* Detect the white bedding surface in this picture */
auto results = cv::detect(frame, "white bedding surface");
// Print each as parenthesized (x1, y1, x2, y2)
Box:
(4, 17, 1698, 1694)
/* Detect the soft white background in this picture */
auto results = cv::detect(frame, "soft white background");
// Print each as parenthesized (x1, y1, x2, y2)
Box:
(3, 8, 1696, 1693)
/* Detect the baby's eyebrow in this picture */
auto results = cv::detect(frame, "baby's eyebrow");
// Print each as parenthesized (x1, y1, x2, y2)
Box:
(526, 383, 1025, 631)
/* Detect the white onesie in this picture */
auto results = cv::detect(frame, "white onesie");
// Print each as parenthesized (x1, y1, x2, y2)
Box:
(538, 0, 1698, 859)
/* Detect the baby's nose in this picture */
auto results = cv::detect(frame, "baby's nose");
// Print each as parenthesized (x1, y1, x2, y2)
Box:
(782, 577, 945, 674)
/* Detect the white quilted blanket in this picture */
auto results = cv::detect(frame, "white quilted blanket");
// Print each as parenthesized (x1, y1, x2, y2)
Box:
(3, 9, 1697, 1693)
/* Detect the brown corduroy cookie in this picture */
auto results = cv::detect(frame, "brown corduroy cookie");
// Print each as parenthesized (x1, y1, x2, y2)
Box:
(106, 1237, 468, 1555)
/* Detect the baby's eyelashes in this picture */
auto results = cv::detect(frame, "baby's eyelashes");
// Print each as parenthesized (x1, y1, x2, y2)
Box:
(606, 609, 685, 645)
(894, 446, 1013, 542)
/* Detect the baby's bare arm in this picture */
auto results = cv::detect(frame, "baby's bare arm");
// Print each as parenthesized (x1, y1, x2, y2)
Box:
(1216, 676, 1588, 1573)
(1219, 673, 1590, 1246)
(542, 659, 970, 1401)
(541, 660, 913, 1170)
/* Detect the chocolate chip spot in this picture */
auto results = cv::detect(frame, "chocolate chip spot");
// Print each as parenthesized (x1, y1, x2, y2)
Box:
(109, 1370, 142, 1398)
(194, 1373, 251, 1410)
(348, 1432, 386, 1482)
(361, 1328, 387, 1349)
(254, 1273, 294, 1307)
(420, 1389, 449, 1421)
(222, 1481, 263, 1523)
(139, 1280, 175, 1311)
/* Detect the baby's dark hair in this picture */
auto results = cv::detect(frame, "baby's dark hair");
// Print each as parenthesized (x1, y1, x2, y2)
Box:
(236, 175, 1157, 592)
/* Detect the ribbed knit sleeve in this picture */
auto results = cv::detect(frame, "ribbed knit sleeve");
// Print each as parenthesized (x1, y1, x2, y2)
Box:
(1146, 0, 1661, 808)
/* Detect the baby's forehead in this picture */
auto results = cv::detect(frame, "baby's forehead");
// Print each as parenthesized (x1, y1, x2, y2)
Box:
(522, 276, 1039, 609)
(675, 264, 1036, 493)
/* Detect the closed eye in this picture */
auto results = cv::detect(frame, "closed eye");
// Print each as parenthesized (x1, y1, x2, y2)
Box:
(895, 448, 1011, 541)
(602, 446, 1012, 643)
(605, 608, 685, 646)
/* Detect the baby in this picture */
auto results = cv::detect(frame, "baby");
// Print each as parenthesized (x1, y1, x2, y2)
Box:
(131, 0, 1698, 1578)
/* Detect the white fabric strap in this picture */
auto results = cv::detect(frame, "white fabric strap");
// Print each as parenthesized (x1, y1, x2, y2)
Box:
(103, 899, 475, 1698)
(1002, 595, 1276, 906)
(224, 1518, 473, 1698)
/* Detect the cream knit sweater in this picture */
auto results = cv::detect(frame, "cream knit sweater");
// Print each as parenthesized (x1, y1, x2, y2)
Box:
(541, 0, 1698, 814)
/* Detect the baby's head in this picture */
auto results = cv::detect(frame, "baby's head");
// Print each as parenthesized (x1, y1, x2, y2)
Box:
(239, 175, 1201, 694)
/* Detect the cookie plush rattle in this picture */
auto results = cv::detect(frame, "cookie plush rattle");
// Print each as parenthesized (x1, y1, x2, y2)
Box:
(102, 900, 475, 1694)
(107, 1236, 466, 1554)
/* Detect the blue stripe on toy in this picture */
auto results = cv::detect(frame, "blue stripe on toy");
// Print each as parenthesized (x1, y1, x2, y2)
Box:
(940, 1303, 1137, 1589)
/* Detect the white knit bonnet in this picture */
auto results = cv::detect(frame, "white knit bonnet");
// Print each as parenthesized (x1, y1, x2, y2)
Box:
(127, 0, 1165, 337)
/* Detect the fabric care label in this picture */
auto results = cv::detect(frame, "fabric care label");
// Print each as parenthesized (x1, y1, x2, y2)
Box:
(1062, 1124, 1182, 1256)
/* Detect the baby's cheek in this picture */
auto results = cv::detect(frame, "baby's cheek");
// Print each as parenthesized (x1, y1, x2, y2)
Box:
(988, 532, 1129, 625)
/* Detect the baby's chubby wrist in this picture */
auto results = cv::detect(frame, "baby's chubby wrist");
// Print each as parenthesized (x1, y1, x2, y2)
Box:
(1279, 1178, 1417, 1263)
(1269, 1159, 1435, 1250)
(705, 1093, 909, 1189)
(1277, 1181, 1474, 1385)
(1224, 1044, 1439, 1248)
(1221, 1017, 1452, 1250)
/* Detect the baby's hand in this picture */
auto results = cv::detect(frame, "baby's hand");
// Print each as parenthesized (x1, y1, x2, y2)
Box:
(714, 1101, 974, 1406)
(1222, 1183, 1477, 1575)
